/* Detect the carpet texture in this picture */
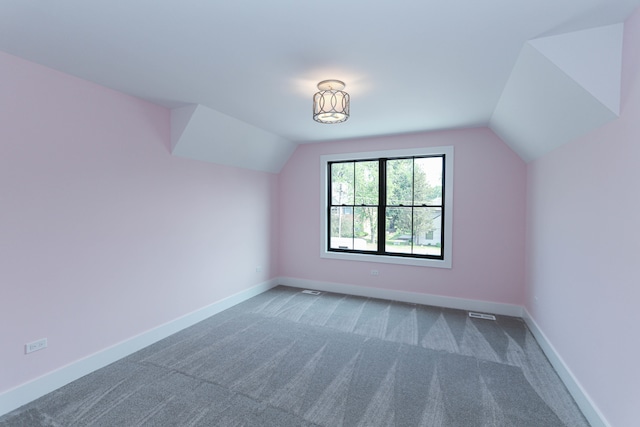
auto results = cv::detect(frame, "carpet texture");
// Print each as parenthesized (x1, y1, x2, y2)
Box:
(0, 286, 590, 426)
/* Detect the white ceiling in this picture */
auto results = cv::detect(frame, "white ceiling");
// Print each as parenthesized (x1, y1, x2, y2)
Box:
(1, 1, 639, 171)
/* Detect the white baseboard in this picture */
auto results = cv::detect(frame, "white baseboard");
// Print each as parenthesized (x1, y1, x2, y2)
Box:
(2, 279, 604, 427)
(0, 279, 278, 418)
(278, 277, 523, 317)
(281, 277, 606, 425)
(522, 309, 609, 427)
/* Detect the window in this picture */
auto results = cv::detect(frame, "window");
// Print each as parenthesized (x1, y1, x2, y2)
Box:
(321, 147, 453, 268)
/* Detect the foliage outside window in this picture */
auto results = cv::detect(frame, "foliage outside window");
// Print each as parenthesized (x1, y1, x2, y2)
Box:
(329, 155, 445, 259)
(321, 147, 453, 268)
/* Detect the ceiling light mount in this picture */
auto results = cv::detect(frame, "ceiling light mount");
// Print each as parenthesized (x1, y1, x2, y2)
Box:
(313, 79, 350, 124)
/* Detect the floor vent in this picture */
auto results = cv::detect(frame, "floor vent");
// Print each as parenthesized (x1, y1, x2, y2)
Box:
(468, 312, 496, 321)
(301, 290, 322, 296)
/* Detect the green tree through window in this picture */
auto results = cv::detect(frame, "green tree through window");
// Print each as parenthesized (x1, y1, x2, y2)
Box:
(328, 155, 445, 259)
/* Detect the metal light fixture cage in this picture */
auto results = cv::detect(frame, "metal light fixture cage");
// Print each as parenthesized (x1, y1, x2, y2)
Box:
(313, 80, 350, 124)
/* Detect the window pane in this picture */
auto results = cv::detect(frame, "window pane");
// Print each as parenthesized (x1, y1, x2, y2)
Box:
(355, 161, 378, 205)
(331, 162, 354, 205)
(412, 207, 442, 256)
(386, 158, 413, 206)
(385, 206, 413, 253)
(414, 157, 443, 206)
(330, 206, 354, 249)
(354, 207, 378, 251)
(385, 207, 442, 256)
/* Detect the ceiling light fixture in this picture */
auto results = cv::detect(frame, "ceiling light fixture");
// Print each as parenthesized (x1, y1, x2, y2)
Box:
(313, 80, 350, 124)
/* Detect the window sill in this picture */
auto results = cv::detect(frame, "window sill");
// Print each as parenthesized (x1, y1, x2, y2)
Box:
(321, 250, 452, 268)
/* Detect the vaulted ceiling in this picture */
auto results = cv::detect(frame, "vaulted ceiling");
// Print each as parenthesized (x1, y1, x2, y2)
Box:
(1, 1, 638, 172)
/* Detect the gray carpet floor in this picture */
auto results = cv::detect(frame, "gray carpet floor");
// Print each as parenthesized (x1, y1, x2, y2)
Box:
(0, 286, 590, 426)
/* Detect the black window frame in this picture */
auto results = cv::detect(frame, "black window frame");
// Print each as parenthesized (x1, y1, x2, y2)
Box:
(327, 154, 446, 260)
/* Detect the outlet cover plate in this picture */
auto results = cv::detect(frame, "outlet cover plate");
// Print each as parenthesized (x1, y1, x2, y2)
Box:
(25, 338, 48, 354)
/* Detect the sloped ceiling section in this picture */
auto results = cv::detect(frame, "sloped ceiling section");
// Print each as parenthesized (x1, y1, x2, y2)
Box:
(171, 24, 624, 172)
(490, 23, 623, 162)
(171, 104, 297, 174)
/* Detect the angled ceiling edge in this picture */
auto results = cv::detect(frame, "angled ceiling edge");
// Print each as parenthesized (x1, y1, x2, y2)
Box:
(170, 104, 198, 151)
(170, 104, 297, 174)
(529, 23, 623, 115)
(490, 24, 623, 162)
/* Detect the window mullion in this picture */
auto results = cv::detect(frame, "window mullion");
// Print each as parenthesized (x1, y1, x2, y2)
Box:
(378, 159, 386, 254)
(327, 163, 333, 250)
(378, 159, 387, 254)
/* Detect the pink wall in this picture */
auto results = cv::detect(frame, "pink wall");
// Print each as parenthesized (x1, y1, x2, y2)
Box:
(278, 128, 527, 305)
(0, 51, 278, 394)
(525, 9, 640, 427)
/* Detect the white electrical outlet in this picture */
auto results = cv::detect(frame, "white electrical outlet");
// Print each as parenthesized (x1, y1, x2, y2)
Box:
(25, 338, 47, 354)
(370, 270, 379, 276)
(255, 266, 263, 273)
